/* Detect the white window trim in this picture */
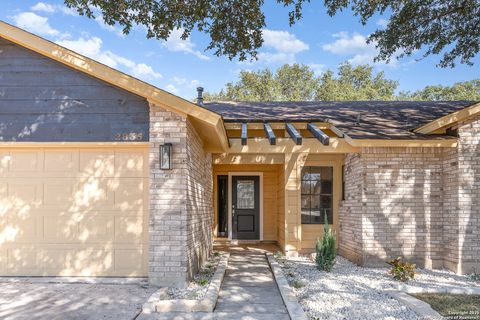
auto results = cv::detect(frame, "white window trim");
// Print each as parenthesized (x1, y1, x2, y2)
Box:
(227, 172, 264, 241)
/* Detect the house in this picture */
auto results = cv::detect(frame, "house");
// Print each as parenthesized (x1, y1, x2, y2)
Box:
(0, 21, 479, 288)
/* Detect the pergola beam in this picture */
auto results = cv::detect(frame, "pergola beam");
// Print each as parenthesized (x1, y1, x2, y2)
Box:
(241, 122, 248, 145)
(263, 123, 276, 145)
(307, 123, 330, 145)
(286, 123, 302, 145)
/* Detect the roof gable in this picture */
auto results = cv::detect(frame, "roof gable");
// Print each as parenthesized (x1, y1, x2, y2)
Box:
(0, 20, 228, 152)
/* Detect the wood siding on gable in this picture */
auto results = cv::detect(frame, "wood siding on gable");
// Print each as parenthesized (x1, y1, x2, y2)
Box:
(0, 38, 149, 142)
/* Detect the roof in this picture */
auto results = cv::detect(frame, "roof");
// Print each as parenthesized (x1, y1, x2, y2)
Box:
(0, 20, 228, 152)
(204, 100, 478, 139)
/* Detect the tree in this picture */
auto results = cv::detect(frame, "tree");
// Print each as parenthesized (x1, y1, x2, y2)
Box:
(64, 0, 480, 66)
(204, 62, 398, 102)
(399, 80, 480, 101)
(324, 0, 480, 68)
(315, 63, 398, 100)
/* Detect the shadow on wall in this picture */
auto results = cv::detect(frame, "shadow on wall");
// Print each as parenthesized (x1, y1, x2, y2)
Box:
(0, 147, 147, 276)
(362, 149, 444, 269)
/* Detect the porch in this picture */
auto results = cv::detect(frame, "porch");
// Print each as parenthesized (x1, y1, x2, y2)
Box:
(212, 121, 348, 256)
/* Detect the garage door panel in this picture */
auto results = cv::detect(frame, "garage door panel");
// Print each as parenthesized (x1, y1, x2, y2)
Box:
(0, 145, 148, 277)
(9, 151, 41, 172)
(0, 216, 40, 243)
(44, 216, 79, 242)
(43, 182, 73, 206)
(78, 216, 114, 242)
(114, 179, 145, 212)
(44, 151, 77, 172)
(0, 248, 6, 272)
(0, 152, 9, 175)
(115, 151, 144, 176)
(79, 151, 115, 177)
(73, 179, 114, 209)
(40, 249, 114, 276)
(7, 248, 37, 272)
(114, 248, 146, 274)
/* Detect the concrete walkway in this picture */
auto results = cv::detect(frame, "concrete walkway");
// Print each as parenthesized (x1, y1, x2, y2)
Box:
(213, 251, 289, 320)
(139, 249, 290, 320)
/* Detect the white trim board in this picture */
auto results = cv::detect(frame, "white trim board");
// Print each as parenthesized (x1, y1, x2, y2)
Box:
(227, 172, 264, 241)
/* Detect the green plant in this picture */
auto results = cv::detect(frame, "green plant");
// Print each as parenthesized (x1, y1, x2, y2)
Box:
(469, 273, 480, 282)
(274, 251, 285, 260)
(387, 257, 416, 282)
(315, 212, 337, 272)
(213, 252, 221, 258)
(291, 280, 305, 289)
(196, 278, 209, 286)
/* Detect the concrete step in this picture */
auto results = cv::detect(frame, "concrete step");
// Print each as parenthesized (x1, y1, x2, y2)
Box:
(213, 312, 290, 320)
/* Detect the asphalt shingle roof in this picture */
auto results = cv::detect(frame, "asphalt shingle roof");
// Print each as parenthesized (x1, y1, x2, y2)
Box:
(203, 100, 477, 139)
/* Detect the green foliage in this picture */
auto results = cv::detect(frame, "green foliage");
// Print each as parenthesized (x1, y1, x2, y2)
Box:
(205, 62, 480, 102)
(64, 0, 480, 66)
(398, 80, 480, 101)
(387, 257, 416, 282)
(315, 63, 398, 101)
(196, 278, 209, 286)
(291, 280, 305, 289)
(213, 252, 221, 258)
(204, 62, 398, 102)
(469, 273, 480, 282)
(315, 212, 337, 272)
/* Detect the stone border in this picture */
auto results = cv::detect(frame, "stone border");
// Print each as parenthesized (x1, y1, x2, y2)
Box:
(266, 252, 308, 320)
(142, 253, 229, 314)
(397, 284, 480, 295)
(387, 284, 480, 320)
(386, 290, 442, 319)
(0, 277, 148, 285)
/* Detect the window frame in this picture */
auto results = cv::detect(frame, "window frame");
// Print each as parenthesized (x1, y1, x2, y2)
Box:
(300, 166, 334, 225)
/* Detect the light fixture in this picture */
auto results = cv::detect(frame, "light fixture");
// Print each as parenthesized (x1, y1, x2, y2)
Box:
(160, 143, 172, 170)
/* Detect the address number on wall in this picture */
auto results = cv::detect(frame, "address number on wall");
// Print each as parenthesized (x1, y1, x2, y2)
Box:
(114, 132, 144, 141)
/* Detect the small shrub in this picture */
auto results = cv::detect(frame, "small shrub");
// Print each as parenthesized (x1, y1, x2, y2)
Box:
(387, 257, 416, 282)
(213, 252, 221, 258)
(196, 278, 209, 286)
(274, 251, 285, 260)
(291, 280, 305, 289)
(315, 212, 337, 272)
(469, 273, 480, 282)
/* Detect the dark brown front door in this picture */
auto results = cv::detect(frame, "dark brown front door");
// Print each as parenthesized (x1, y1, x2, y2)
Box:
(232, 176, 260, 240)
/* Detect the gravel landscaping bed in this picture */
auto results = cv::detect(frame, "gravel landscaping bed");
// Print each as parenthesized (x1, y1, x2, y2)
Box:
(275, 254, 479, 320)
(161, 252, 224, 300)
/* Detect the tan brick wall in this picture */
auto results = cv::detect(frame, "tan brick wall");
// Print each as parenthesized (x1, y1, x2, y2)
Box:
(360, 147, 444, 268)
(148, 103, 213, 287)
(339, 153, 364, 265)
(443, 115, 480, 274)
(340, 118, 480, 274)
(185, 119, 213, 279)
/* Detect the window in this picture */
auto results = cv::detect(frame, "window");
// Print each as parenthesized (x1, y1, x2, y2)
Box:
(301, 166, 333, 224)
(236, 180, 255, 209)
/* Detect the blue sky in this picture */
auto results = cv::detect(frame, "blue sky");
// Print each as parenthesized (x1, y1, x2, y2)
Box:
(2, 1, 479, 100)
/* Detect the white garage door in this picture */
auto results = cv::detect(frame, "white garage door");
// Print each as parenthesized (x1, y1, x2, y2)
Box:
(0, 145, 148, 277)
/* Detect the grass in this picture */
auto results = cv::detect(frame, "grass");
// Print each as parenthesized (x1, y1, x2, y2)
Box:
(413, 293, 480, 316)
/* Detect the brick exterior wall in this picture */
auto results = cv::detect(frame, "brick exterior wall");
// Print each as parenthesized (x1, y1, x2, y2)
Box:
(340, 116, 480, 274)
(338, 153, 364, 265)
(442, 115, 480, 274)
(148, 103, 212, 287)
(186, 120, 213, 280)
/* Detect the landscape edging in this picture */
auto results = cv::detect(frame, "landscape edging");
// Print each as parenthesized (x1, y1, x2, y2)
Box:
(141, 252, 229, 314)
(266, 252, 308, 320)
